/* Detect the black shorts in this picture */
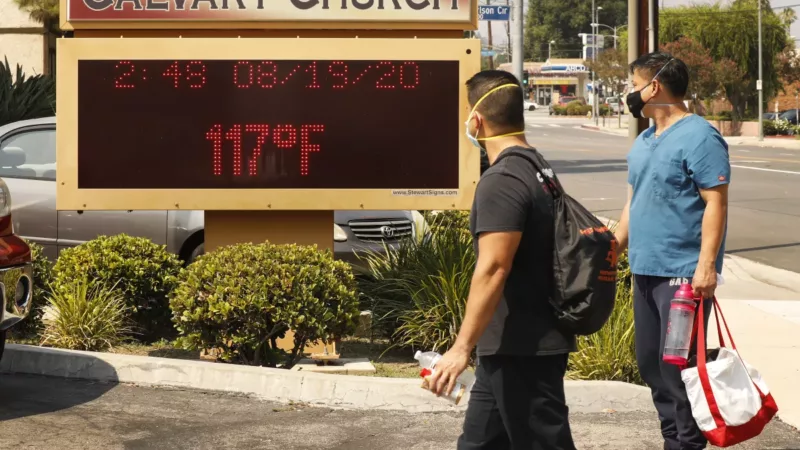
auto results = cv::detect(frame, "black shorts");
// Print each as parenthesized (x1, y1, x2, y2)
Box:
(457, 354, 576, 450)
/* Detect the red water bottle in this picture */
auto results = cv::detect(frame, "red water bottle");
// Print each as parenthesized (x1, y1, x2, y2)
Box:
(663, 283, 698, 367)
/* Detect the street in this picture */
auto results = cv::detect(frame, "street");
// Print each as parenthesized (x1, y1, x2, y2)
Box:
(2, 374, 800, 449)
(524, 110, 800, 274)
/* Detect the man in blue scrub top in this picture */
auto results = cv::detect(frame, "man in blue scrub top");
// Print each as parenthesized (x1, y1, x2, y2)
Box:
(614, 52, 730, 450)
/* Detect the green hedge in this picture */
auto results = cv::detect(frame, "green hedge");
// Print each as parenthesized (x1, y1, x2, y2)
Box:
(170, 242, 359, 368)
(51, 235, 183, 341)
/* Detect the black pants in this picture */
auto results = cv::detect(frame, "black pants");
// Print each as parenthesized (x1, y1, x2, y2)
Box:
(633, 275, 712, 450)
(457, 354, 576, 450)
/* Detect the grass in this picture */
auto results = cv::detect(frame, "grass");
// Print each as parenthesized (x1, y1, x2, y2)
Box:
(338, 337, 420, 378)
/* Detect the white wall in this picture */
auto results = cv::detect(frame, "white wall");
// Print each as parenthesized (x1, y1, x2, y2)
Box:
(0, 0, 46, 75)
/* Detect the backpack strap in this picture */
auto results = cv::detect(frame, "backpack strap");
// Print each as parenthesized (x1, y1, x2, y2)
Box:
(494, 147, 564, 198)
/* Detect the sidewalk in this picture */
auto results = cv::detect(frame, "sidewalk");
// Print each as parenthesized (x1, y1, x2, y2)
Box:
(713, 254, 800, 428)
(581, 122, 800, 150)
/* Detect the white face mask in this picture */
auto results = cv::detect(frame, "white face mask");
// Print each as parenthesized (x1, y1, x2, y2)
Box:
(465, 115, 484, 150)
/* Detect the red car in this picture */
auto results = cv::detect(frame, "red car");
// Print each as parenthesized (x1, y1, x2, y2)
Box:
(0, 176, 33, 362)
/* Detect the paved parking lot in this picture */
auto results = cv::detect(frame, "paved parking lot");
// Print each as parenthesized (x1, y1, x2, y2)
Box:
(1, 374, 799, 449)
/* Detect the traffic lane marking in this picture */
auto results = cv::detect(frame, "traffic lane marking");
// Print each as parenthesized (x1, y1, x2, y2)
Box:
(731, 165, 800, 175)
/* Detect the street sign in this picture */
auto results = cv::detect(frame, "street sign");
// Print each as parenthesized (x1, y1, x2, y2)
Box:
(478, 5, 510, 21)
(481, 49, 496, 57)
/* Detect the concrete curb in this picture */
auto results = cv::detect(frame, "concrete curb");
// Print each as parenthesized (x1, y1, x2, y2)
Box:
(579, 124, 628, 137)
(0, 344, 654, 414)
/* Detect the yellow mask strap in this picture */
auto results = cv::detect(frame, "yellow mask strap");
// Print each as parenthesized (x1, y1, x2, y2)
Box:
(469, 83, 520, 116)
(469, 83, 525, 140)
(478, 131, 526, 141)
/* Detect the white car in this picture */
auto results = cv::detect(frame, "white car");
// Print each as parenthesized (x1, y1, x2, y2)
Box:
(524, 100, 539, 111)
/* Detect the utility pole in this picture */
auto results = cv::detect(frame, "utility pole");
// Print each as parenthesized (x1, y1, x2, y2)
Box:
(629, 0, 657, 140)
(592, 0, 598, 125)
(511, 0, 524, 85)
(758, 0, 764, 141)
(487, 0, 495, 69)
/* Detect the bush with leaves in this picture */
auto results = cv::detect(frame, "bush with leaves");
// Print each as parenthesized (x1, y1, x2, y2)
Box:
(170, 242, 359, 368)
(12, 241, 53, 337)
(0, 57, 56, 127)
(51, 235, 182, 341)
(40, 277, 132, 351)
(359, 219, 475, 351)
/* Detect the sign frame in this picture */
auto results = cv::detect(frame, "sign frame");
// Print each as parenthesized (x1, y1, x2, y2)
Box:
(60, 0, 478, 30)
(477, 5, 509, 21)
(56, 37, 481, 211)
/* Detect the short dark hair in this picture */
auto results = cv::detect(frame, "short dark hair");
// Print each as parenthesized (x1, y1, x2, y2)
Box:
(629, 51, 689, 99)
(465, 70, 525, 131)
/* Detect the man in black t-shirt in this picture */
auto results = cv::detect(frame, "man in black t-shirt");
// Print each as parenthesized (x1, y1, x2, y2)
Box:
(427, 71, 576, 450)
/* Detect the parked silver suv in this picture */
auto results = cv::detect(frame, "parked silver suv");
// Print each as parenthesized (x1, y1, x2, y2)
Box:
(0, 117, 426, 267)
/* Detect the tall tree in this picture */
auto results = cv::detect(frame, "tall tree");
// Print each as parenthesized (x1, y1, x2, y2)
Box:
(585, 48, 628, 95)
(660, 0, 790, 117)
(524, 0, 627, 61)
(13, 0, 59, 24)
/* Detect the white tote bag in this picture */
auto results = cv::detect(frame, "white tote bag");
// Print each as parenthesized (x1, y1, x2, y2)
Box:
(681, 297, 779, 447)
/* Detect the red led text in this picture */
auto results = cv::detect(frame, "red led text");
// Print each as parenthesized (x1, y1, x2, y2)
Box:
(205, 123, 324, 177)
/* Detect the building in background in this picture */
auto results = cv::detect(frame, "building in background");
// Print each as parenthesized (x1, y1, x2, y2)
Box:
(498, 58, 589, 106)
(0, 0, 58, 77)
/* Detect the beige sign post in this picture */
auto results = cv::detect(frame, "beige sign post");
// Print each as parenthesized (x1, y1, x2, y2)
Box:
(57, 0, 480, 355)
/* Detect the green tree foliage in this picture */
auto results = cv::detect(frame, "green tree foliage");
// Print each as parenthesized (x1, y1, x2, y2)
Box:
(660, 36, 743, 105)
(660, 0, 790, 117)
(524, 0, 627, 61)
(13, 0, 59, 24)
(0, 57, 55, 127)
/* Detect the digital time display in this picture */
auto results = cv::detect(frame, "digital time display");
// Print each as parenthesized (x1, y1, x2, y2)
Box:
(77, 59, 460, 190)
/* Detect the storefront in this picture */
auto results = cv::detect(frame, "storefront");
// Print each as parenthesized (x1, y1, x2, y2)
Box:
(498, 59, 590, 106)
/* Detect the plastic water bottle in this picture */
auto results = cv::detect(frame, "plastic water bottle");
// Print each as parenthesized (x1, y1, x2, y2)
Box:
(414, 350, 475, 405)
(663, 283, 698, 367)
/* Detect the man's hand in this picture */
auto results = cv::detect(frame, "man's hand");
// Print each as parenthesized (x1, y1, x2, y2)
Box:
(692, 263, 717, 299)
(427, 347, 471, 397)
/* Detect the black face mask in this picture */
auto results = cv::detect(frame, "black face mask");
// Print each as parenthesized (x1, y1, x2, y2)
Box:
(626, 86, 650, 119)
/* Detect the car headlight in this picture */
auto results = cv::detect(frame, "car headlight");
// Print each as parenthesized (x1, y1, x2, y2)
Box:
(334, 224, 348, 242)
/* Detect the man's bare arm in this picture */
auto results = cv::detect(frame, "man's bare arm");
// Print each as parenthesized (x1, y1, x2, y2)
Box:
(698, 184, 728, 267)
(692, 184, 728, 299)
(615, 184, 633, 254)
(450, 230, 522, 354)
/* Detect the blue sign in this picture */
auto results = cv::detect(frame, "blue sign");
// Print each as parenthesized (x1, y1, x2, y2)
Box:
(478, 5, 510, 21)
(481, 49, 496, 57)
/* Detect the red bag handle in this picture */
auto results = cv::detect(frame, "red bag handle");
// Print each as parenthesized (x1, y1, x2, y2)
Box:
(696, 296, 727, 430)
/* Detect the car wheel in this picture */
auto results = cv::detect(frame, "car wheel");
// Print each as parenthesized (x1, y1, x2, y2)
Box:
(187, 243, 205, 264)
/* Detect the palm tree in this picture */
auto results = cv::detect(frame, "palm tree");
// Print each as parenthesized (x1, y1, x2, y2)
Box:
(13, 0, 59, 24)
(779, 8, 797, 32)
(0, 57, 56, 127)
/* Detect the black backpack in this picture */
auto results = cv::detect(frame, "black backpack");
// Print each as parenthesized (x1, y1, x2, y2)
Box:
(496, 148, 618, 335)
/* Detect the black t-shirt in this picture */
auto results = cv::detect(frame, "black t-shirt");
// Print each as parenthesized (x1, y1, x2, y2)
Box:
(470, 146, 577, 356)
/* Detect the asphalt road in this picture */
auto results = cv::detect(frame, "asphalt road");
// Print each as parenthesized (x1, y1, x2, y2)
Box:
(523, 111, 800, 274)
(1, 374, 799, 449)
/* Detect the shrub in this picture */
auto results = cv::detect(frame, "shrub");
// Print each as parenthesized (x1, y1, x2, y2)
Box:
(553, 105, 567, 115)
(566, 100, 585, 116)
(359, 217, 475, 352)
(599, 104, 610, 116)
(40, 278, 132, 351)
(764, 119, 794, 136)
(51, 235, 183, 341)
(170, 242, 359, 368)
(13, 241, 53, 337)
(0, 57, 56, 127)
(718, 110, 733, 120)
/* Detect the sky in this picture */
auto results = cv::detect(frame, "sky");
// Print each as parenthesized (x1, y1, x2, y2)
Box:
(478, 0, 800, 51)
